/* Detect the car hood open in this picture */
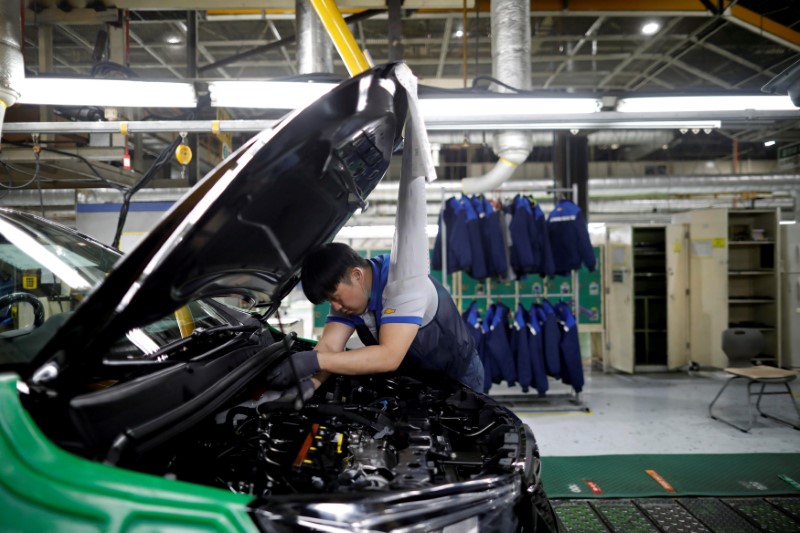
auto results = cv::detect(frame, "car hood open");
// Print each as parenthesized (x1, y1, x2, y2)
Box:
(27, 64, 408, 380)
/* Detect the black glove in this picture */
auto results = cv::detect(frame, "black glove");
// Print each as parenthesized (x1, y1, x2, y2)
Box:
(276, 378, 316, 403)
(265, 350, 320, 388)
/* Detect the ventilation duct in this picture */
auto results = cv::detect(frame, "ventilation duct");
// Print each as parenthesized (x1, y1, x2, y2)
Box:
(0, 0, 24, 139)
(461, 0, 533, 194)
(296, 0, 333, 74)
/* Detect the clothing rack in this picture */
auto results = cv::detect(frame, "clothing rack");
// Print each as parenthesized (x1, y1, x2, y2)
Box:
(438, 185, 589, 413)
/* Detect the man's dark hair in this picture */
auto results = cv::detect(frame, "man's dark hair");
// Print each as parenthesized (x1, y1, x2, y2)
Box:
(301, 242, 370, 304)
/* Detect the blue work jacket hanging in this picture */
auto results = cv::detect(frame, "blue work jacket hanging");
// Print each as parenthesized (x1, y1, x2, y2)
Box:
(534, 300, 562, 378)
(506, 195, 536, 276)
(555, 301, 585, 393)
(471, 196, 508, 278)
(530, 200, 556, 277)
(512, 303, 549, 396)
(461, 196, 488, 280)
(483, 301, 516, 387)
(433, 197, 472, 274)
(547, 199, 596, 275)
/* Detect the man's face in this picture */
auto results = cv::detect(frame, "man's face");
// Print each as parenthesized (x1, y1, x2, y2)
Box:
(328, 268, 369, 315)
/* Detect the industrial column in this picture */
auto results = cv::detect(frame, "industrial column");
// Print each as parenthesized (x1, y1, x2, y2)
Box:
(553, 132, 589, 216)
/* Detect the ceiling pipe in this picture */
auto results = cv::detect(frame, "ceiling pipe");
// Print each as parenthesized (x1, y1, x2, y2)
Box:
(296, 0, 333, 74)
(461, 0, 533, 194)
(0, 0, 24, 139)
(428, 130, 674, 147)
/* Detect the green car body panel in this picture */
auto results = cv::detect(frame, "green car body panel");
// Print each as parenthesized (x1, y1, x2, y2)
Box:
(0, 374, 257, 532)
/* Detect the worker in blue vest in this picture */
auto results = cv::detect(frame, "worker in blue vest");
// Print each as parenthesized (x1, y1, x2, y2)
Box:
(266, 243, 484, 397)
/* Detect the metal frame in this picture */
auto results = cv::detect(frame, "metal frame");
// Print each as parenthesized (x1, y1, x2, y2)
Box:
(708, 374, 800, 432)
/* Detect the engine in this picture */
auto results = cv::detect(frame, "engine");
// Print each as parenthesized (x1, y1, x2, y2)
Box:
(154, 373, 524, 497)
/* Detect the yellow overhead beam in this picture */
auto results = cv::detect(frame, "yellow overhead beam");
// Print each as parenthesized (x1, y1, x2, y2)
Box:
(309, 0, 372, 76)
(529, 0, 707, 13)
(727, 4, 800, 52)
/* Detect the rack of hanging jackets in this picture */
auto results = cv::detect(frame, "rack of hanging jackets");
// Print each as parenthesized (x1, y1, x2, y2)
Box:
(434, 194, 594, 281)
(433, 195, 508, 279)
(462, 298, 585, 396)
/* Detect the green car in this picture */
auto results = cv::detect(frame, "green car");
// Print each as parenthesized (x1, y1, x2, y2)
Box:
(0, 64, 560, 532)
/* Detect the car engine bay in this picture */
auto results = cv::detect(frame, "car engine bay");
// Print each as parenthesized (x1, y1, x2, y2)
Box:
(139, 368, 529, 498)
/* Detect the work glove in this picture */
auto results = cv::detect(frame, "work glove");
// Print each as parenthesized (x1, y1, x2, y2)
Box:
(275, 378, 316, 404)
(265, 350, 320, 389)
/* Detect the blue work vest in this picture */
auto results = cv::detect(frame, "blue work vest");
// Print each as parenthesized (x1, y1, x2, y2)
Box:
(348, 255, 483, 390)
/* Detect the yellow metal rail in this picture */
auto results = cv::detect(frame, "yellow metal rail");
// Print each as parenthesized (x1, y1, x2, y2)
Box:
(309, 0, 371, 76)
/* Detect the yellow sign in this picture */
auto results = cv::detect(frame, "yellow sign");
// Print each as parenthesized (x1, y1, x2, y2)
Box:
(712, 238, 726, 248)
(673, 243, 682, 253)
(22, 276, 37, 289)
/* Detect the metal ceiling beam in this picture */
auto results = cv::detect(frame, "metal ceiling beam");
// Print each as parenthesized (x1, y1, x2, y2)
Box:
(543, 16, 605, 89)
(267, 20, 296, 75)
(0, 147, 130, 162)
(5, 109, 798, 136)
(692, 38, 779, 80)
(92, 0, 713, 14)
(626, 17, 727, 91)
(190, 33, 689, 48)
(128, 29, 184, 78)
(56, 25, 94, 51)
(51, 52, 663, 73)
(171, 21, 230, 78)
(23, 8, 119, 25)
(726, 4, 800, 53)
(670, 58, 734, 89)
(435, 16, 453, 78)
(597, 17, 682, 90)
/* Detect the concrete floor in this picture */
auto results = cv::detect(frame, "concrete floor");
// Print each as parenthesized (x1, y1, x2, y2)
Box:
(489, 371, 800, 457)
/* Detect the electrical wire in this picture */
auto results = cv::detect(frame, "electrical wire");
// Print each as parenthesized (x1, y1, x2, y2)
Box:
(33, 149, 44, 216)
(0, 160, 47, 189)
(4, 141, 125, 190)
(111, 134, 182, 248)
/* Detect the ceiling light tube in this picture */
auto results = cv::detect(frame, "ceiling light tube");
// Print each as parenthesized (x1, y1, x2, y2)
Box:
(209, 81, 337, 109)
(425, 120, 721, 131)
(418, 97, 601, 119)
(617, 95, 796, 113)
(17, 78, 197, 108)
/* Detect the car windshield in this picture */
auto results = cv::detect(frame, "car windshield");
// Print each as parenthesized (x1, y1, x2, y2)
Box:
(0, 210, 228, 367)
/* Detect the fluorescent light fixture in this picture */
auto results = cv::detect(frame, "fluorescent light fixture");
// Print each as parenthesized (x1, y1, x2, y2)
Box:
(617, 95, 796, 113)
(419, 97, 601, 119)
(641, 22, 660, 35)
(425, 120, 721, 131)
(336, 224, 439, 239)
(780, 220, 797, 225)
(209, 81, 337, 109)
(17, 78, 197, 108)
(764, 140, 776, 147)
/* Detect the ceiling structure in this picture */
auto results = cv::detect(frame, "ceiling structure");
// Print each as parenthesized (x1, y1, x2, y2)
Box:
(3, 0, 800, 202)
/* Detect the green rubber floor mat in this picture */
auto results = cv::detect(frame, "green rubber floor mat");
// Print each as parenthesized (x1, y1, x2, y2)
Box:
(553, 497, 800, 533)
(541, 454, 800, 499)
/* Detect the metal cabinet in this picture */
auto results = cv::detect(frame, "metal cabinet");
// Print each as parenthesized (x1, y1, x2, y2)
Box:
(674, 208, 780, 369)
(604, 224, 687, 373)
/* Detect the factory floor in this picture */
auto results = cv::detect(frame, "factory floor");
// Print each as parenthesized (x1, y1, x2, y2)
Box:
(489, 371, 800, 457)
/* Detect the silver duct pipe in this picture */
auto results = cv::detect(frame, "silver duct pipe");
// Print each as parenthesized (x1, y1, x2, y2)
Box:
(295, 0, 333, 74)
(461, 0, 533, 194)
(0, 0, 24, 139)
(591, 174, 800, 195)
